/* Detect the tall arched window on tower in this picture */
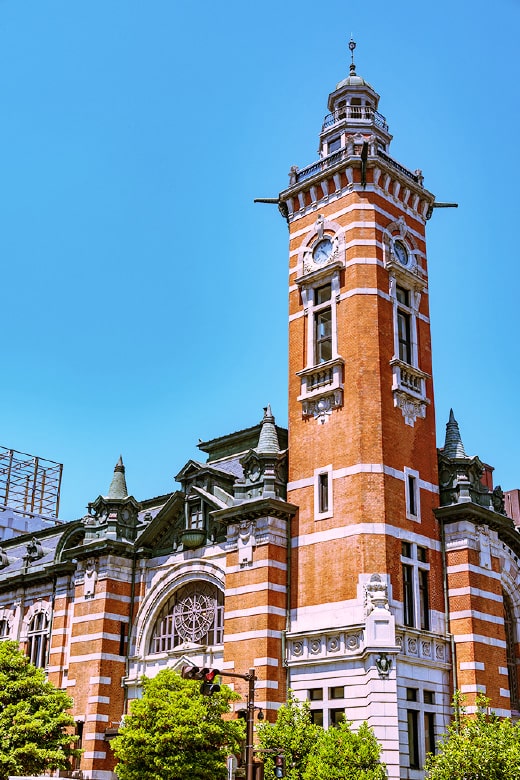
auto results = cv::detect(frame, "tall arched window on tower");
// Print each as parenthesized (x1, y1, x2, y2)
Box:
(150, 581, 224, 654)
(503, 591, 519, 711)
(27, 611, 49, 668)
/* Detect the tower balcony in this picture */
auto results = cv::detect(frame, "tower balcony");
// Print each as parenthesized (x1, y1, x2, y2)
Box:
(322, 105, 388, 132)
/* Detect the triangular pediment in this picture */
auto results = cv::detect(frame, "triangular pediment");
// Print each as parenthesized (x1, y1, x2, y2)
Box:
(136, 491, 184, 552)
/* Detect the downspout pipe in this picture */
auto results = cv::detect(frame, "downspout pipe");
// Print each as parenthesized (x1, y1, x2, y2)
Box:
(441, 518, 459, 728)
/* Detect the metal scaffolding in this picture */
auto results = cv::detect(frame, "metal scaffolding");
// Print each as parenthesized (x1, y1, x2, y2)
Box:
(0, 446, 63, 518)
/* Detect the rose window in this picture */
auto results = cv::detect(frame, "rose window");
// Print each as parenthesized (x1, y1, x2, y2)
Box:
(150, 581, 224, 653)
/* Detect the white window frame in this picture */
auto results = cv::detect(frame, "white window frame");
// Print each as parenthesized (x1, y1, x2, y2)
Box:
(306, 278, 339, 369)
(314, 464, 333, 520)
(404, 467, 421, 522)
(393, 282, 419, 368)
(403, 687, 438, 770)
(401, 543, 430, 631)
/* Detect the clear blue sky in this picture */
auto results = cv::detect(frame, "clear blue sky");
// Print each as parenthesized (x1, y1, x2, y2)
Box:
(1, 0, 518, 519)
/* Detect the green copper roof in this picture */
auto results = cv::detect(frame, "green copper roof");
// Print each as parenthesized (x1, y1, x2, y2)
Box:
(256, 405, 280, 454)
(443, 409, 467, 459)
(107, 455, 129, 499)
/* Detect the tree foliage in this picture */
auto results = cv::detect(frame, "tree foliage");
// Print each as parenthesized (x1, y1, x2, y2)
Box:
(257, 693, 385, 780)
(0, 640, 80, 780)
(303, 720, 387, 780)
(112, 669, 245, 780)
(426, 693, 520, 780)
(257, 692, 322, 780)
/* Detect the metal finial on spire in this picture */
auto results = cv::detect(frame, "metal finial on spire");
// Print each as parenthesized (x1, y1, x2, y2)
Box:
(348, 36, 357, 75)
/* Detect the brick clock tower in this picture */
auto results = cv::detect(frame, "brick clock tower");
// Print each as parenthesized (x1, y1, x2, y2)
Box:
(279, 41, 448, 777)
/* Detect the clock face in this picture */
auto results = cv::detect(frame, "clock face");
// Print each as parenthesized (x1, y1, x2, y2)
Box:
(394, 240, 410, 267)
(312, 238, 333, 265)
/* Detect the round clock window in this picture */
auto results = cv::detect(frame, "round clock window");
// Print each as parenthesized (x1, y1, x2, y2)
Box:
(394, 240, 410, 267)
(312, 238, 333, 265)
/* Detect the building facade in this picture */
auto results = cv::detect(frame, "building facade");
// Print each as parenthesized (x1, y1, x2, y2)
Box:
(0, 46, 519, 780)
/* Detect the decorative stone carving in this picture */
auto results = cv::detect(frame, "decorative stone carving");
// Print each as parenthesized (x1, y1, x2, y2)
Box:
(25, 537, 44, 561)
(407, 637, 418, 654)
(492, 485, 506, 515)
(301, 390, 343, 424)
(346, 633, 361, 651)
(327, 636, 340, 653)
(238, 521, 256, 567)
(394, 391, 428, 427)
(0, 546, 9, 569)
(84, 559, 98, 599)
(376, 653, 392, 678)
(365, 573, 389, 614)
(292, 641, 304, 657)
(435, 644, 445, 660)
(309, 639, 321, 655)
(421, 641, 432, 657)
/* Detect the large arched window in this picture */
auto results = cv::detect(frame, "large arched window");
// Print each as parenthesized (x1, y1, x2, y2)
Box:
(150, 581, 224, 654)
(27, 611, 49, 668)
(503, 591, 519, 711)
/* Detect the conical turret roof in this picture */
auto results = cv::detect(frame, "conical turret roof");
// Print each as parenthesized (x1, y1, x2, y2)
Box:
(443, 409, 467, 459)
(256, 405, 280, 454)
(107, 455, 129, 499)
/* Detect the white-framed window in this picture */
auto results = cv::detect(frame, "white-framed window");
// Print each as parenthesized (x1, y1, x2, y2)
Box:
(401, 542, 430, 630)
(405, 687, 437, 770)
(311, 283, 335, 366)
(404, 467, 421, 522)
(314, 465, 333, 520)
(395, 284, 416, 366)
(27, 611, 49, 668)
(0, 618, 10, 640)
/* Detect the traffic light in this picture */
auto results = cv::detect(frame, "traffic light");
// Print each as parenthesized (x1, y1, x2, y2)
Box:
(181, 665, 202, 679)
(274, 753, 285, 779)
(200, 668, 221, 695)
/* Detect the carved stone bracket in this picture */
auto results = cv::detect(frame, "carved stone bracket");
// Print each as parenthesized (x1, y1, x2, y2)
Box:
(393, 390, 428, 427)
(376, 653, 392, 678)
(301, 389, 343, 424)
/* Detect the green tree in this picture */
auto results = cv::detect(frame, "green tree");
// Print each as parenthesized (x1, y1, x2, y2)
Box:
(0, 640, 80, 780)
(303, 720, 387, 780)
(426, 693, 520, 780)
(257, 692, 322, 780)
(112, 669, 244, 780)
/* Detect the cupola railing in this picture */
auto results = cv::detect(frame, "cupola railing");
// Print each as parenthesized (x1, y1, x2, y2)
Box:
(322, 106, 388, 132)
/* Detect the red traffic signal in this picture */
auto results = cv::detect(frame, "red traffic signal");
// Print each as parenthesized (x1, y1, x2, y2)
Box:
(274, 753, 285, 778)
(200, 668, 221, 695)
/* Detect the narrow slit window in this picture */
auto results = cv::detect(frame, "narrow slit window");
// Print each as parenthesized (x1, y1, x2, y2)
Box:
(408, 474, 417, 516)
(318, 473, 329, 513)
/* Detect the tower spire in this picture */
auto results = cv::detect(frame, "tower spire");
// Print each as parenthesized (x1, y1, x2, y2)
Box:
(443, 409, 467, 459)
(256, 404, 280, 454)
(348, 36, 357, 75)
(107, 455, 129, 499)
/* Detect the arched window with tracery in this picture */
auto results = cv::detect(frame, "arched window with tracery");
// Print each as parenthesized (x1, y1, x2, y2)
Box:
(503, 591, 519, 711)
(27, 611, 49, 668)
(150, 581, 224, 654)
